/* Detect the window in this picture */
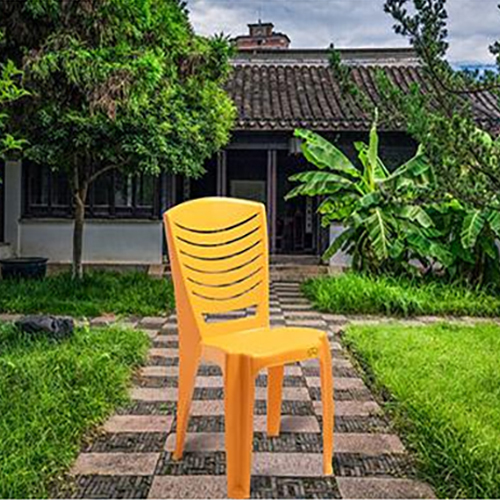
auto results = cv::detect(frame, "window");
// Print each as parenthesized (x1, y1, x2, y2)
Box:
(23, 162, 160, 219)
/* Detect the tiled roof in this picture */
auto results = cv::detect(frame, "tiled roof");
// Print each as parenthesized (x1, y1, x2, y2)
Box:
(226, 53, 500, 133)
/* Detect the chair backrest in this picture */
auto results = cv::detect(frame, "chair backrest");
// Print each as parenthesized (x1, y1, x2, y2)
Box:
(164, 197, 270, 343)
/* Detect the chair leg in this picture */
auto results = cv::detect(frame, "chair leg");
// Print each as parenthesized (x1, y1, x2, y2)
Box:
(267, 365, 284, 437)
(319, 336, 334, 475)
(224, 354, 256, 499)
(174, 353, 199, 460)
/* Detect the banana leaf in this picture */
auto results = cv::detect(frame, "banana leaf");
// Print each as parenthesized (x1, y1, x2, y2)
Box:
(294, 128, 361, 179)
(364, 208, 390, 261)
(461, 209, 487, 249)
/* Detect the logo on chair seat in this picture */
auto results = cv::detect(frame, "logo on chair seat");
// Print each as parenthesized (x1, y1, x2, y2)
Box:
(307, 347, 319, 357)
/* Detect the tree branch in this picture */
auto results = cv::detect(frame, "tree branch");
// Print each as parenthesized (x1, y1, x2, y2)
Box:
(88, 164, 116, 185)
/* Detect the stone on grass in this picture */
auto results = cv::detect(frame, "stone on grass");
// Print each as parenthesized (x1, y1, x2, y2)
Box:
(15, 315, 74, 340)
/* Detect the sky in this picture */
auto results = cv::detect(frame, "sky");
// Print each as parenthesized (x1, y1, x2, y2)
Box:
(186, 0, 499, 65)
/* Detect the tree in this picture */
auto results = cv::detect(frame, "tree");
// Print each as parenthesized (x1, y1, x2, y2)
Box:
(382, 0, 500, 210)
(331, 0, 500, 212)
(0, 0, 235, 278)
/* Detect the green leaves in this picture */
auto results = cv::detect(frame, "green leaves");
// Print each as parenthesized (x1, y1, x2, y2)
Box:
(365, 208, 390, 260)
(367, 109, 381, 187)
(1, 0, 236, 275)
(382, 0, 500, 210)
(294, 129, 361, 179)
(461, 210, 486, 249)
(290, 115, 437, 274)
(487, 210, 500, 238)
(286, 171, 354, 199)
(4, 0, 235, 176)
(385, 146, 434, 190)
(0, 59, 29, 158)
(396, 205, 434, 228)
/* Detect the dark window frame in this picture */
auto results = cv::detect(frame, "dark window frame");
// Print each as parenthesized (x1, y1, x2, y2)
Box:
(22, 162, 162, 220)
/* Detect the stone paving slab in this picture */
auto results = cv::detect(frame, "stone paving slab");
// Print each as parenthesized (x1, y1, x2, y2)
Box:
(139, 317, 169, 330)
(104, 416, 173, 434)
(315, 401, 383, 417)
(149, 476, 227, 499)
(336, 478, 436, 499)
(64, 282, 435, 499)
(334, 434, 405, 455)
(72, 452, 160, 476)
(90, 315, 117, 326)
(252, 452, 324, 477)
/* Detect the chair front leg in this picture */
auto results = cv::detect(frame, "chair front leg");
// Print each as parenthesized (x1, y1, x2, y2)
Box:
(267, 365, 284, 437)
(224, 354, 256, 499)
(319, 336, 334, 475)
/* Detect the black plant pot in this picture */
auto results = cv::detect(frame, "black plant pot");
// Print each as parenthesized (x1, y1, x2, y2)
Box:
(0, 257, 49, 280)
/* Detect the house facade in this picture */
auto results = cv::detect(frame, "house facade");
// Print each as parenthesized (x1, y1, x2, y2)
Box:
(2, 24, 499, 269)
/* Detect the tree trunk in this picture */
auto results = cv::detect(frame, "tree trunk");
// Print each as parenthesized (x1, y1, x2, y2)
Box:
(72, 187, 87, 280)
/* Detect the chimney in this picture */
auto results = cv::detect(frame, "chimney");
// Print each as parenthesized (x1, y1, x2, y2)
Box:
(234, 22, 291, 51)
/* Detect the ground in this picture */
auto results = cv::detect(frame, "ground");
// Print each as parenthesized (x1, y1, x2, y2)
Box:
(3, 278, 498, 499)
(53, 282, 435, 500)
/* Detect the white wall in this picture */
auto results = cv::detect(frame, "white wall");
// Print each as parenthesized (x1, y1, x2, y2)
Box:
(2, 159, 163, 264)
(20, 219, 163, 264)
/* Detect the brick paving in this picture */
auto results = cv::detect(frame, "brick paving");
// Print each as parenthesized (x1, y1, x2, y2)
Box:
(60, 282, 436, 499)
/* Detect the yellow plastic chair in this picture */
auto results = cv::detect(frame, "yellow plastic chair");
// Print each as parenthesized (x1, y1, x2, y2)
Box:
(164, 197, 334, 499)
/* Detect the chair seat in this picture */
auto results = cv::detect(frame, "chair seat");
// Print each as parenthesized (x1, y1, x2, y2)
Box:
(204, 326, 326, 362)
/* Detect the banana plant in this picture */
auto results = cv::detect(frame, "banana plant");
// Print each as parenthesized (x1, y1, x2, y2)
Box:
(287, 113, 441, 273)
(428, 199, 500, 287)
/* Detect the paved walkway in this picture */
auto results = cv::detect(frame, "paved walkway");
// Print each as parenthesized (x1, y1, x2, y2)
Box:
(63, 282, 435, 499)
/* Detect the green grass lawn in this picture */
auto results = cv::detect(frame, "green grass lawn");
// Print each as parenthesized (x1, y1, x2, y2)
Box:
(303, 273, 500, 317)
(344, 322, 500, 498)
(0, 271, 175, 317)
(0, 322, 149, 498)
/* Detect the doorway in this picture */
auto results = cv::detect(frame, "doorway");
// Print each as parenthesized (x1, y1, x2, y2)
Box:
(276, 150, 321, 255)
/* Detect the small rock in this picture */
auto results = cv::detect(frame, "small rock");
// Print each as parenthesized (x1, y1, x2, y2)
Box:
(15, 315, 74, 341)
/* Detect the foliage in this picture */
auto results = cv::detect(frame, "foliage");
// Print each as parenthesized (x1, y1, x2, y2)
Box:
(344, 321, 500, 498)
(0, 58, 28, 157)
(428, 199, 500, 287)
(303, 273, 500, 317)
(328, 1, 500, 286)
(289, 113, 500, 287)
(0, 271, 175, 317)
(287, 114, 440, 274)
(0, 322, 149, 498)
(0, 0, 236, 277)
(334, 0, 500, 212)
